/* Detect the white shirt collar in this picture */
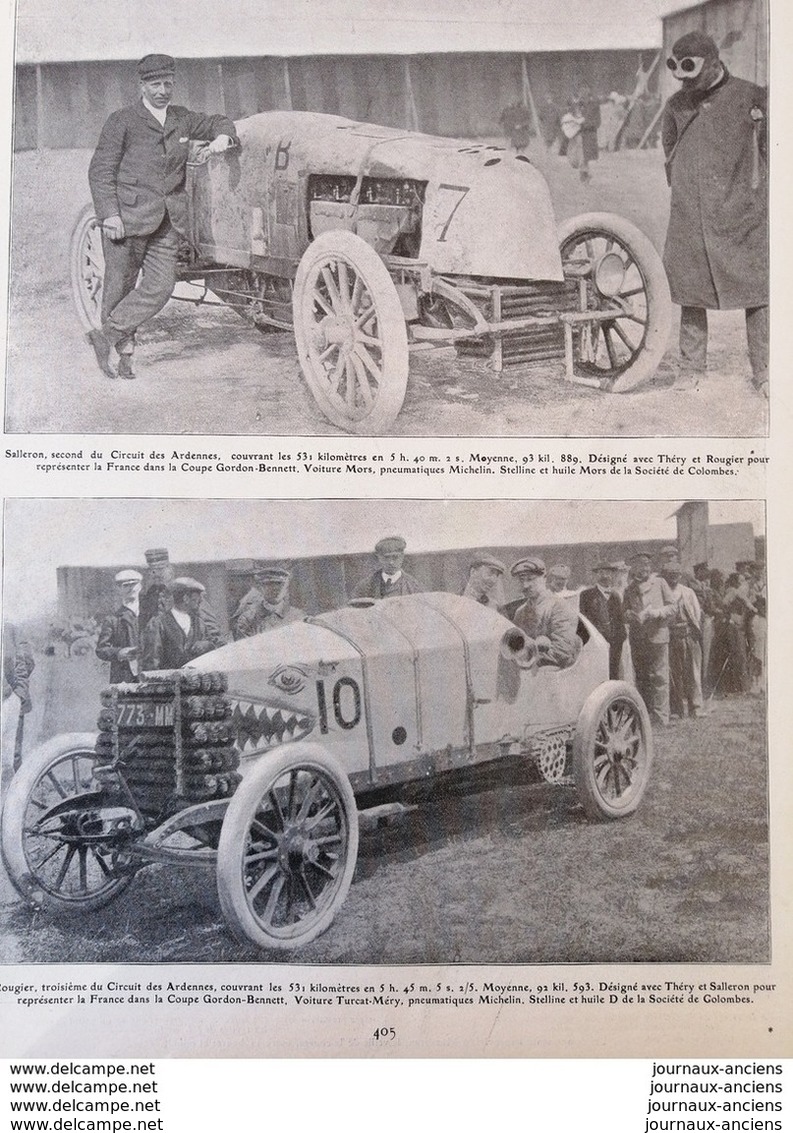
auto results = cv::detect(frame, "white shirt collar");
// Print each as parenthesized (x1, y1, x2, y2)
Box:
(382, 570, 402, 585)
(122, 597, 140, 616)
(142, 97, 169, 126)
(171, 607, 191, 633)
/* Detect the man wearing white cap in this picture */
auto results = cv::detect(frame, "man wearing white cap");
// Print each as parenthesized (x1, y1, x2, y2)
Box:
(510, 557, 580, 669)
(232, 564, 306, 639)
(141, 577, 225, 670)
(351, 536, 422, 601)
(95, 569, 143, 683)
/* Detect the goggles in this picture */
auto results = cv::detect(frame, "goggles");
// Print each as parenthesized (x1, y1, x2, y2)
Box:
(666, 55, 705, 79)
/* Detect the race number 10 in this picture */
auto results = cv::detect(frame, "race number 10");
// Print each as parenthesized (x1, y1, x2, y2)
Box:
(316, 676, 362, 733)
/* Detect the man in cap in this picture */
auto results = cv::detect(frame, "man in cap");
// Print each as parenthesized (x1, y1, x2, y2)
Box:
(95, 569, 143, 683)
(87, 54, 239, 380)
(351, 537, 422, 601)
(579, 562, 626, 680)
(139, 547, 175, 630)
(232, 564, 306, 639)
(662, 558, 705, 718)
(462, 554, 506, 606)
(141, 577, 226, 670)
(509, 557, 581, 670)
(661, 31, 768, 396)
(623, 552, 676, 726)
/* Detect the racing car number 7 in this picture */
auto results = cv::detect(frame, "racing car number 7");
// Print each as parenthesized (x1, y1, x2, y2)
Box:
(435, 184, 470, 242)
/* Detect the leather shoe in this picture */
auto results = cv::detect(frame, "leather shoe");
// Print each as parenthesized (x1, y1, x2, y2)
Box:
(86, 328, 116, 379)
(117, 355, 136, 380)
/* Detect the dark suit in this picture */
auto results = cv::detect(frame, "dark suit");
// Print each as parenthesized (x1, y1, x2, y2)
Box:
(141, 608, 225, 671)
(351, 571, 421, 601)
(96, 605, 139, 683)
(88, 101, 238, 346)
(579, 586, 626, 680)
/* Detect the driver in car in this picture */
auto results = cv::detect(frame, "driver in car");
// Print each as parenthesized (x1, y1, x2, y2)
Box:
(510, 557, 581, 669)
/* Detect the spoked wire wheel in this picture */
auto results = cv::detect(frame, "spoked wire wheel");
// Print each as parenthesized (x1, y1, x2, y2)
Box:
(1, 734, 137, 913)
(217, 744, 359, 949)
(572, 682, 653, 820)
(293, 230, 409, 434)
(559, 212, 671, 392)
(69, 205, 105, 331)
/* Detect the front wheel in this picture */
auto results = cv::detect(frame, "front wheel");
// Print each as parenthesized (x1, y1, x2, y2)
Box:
(216, 743, 359, 950)
(572, 682, 653, 820)
(70, 205, 105, 331)
(559, 212, 672, 392)
(1, 734, 137, 913)
(292, 230, 409, 434)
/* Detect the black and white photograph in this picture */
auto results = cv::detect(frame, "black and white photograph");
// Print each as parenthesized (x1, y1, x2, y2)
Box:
(0, 498, 768, 966)
(6, 0, 768, 437)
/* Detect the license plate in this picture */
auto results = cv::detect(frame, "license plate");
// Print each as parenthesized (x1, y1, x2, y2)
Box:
(115, 701, 175, 729)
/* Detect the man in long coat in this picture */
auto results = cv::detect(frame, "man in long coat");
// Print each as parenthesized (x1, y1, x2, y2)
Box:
(623, 553, 676, 726)
(579, 562, 626, 680)
(661, 31, 768, 395)
(87, 54, 238, 379)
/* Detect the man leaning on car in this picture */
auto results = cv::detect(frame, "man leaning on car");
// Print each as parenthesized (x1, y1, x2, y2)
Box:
(87, 54, 239, 380)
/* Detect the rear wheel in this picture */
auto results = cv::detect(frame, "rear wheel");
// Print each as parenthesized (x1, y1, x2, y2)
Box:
(293, 230, 409, 434)
(572, 682, 653, 820)
(559, 212, 671, 392)
(217, 743, 359, 950)
(70, 205, 105, 331)
(1, 734, 137, 913)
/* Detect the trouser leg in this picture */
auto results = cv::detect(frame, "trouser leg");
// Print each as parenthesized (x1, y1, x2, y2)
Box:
(687, 638, 703, 711)
(669, 639, 684, 717)
(701, 615, 713, 697)
(745, 305, 769, 387)
(632, 641, 669, 726)
(104, 219, 179, 344)
(679, 306, 708, 370)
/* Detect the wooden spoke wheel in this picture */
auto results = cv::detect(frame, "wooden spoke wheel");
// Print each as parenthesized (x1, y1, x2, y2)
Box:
(572, 682, 654, 820)
(559, 212, 672, 392)
(293, 230, 409, 434)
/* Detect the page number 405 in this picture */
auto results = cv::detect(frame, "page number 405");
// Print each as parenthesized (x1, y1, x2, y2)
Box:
(373, 1027, 396, 1041)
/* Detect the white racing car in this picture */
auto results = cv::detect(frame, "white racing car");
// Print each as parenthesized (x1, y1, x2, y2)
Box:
(72, 110, 672, 434)
(2, 593, 653, 951)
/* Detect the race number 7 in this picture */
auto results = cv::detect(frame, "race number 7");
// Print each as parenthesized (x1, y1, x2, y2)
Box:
(434, 183, 470, 242)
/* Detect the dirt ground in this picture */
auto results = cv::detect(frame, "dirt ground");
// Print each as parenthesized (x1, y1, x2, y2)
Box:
(5, 145, 767, 437)
(0, 652, 769, 965)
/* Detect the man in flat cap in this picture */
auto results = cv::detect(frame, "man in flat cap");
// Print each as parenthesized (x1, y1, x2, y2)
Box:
(509, 557, 581, 669)
(579, 562, 626, 680)
(96, 569, 143, 683)
(87, 54, 239, 380)
(462, 554, 506, 606)
(623, 553, 676, 726)
(662, 30, 768, 396)
(141, 577, 226, 670)
(351, 537, 422, 601)
(232, 564, 306, 639)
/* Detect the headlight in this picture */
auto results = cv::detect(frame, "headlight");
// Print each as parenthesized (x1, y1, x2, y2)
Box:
(594, 252, 627, 297)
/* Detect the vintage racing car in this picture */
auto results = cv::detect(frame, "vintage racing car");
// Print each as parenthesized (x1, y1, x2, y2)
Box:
(71, 110, 672, 434)
(2, 593, 653, 952)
